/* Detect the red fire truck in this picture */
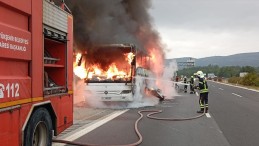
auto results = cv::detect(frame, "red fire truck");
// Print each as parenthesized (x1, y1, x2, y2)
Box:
(0, 0, 73, 145)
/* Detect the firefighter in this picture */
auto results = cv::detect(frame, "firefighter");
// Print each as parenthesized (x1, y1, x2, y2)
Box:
(184, 76, 187, 93)
(190, 76, 195, 94)
(195, 71, 209, 113)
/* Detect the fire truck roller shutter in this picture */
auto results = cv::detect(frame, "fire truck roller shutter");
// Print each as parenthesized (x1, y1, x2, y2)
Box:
(24, 108, 53, 146)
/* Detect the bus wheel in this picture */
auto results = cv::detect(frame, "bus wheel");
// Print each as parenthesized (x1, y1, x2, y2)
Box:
(24, 108, 53, 146)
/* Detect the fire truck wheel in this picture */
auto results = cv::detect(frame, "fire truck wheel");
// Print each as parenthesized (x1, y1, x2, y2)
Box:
(24, 108, 53, 146)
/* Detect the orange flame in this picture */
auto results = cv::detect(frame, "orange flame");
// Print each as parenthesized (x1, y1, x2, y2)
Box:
(148, 48, 164, 76)
(125, 52, 135, 65)
(73, 53, 133, 80)
(107, 63, 127, 79)
(75, 53, 82, 64)
(73, 53, 87, 79)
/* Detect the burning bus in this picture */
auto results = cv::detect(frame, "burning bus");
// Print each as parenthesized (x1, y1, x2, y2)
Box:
(74, 43, 164, 103)
(75, 44, 137, 102)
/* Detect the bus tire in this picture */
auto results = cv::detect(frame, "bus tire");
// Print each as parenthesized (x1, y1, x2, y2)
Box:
(24, 108, 53, 146)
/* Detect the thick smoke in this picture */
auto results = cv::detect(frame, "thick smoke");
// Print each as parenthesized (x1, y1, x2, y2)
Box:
(65, 0, 165, 75)
(58, 0, 172, 108)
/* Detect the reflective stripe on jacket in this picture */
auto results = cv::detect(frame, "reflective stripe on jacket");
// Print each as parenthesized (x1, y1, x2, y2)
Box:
(199, 78, 208, 93)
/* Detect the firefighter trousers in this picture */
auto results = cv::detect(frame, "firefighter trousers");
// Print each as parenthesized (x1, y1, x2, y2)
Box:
(190, 84, 194, 92)
(199, 92, 209, 111)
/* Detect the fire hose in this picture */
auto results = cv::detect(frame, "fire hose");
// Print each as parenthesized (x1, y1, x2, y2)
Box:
(52, 107, 206, 146)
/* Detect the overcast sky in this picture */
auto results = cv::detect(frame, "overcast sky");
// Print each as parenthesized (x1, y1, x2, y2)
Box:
(149, 0, 259, 59)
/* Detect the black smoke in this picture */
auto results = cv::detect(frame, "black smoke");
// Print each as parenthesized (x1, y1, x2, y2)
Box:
(67, 1, 162, 48)
(56, 0, 165, 74)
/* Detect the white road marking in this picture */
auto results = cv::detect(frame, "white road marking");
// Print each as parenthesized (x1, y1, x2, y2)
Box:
(206, 113, 211, 118)
(232, 93, 242, 97)
(53, 109, 128, 145)
(209, 80, 259, 93)
(219, 88, 224, 90)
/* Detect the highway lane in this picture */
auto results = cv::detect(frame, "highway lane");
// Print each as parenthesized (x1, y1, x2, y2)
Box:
(56, 92, 229, 146)
(208, 81, 259, 146)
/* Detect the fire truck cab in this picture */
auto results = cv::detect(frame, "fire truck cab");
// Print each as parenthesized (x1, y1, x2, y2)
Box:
(0, 0, 73, 145)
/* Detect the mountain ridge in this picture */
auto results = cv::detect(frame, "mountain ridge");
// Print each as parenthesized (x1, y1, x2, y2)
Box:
(165, 52, 259, 67)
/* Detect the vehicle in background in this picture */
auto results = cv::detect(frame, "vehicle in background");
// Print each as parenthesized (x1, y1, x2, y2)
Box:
(207, 73, 217, 80)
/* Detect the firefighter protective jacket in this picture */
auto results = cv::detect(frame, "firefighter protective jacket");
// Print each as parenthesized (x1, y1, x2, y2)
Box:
(198, 77, 209, 93)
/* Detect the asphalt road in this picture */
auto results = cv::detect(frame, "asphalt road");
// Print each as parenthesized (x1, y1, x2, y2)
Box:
(208, 81, 259, 146)
(71, 96, 229, 146)
(54, 81, 259, 146)
(56, 92, 228, 145)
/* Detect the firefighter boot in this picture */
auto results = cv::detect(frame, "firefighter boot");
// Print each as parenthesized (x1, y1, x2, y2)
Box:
(205, 107, 209, 113)
(197, 109, 204, 113)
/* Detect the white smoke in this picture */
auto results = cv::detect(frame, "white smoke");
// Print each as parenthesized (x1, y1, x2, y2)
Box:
(73, 75, 85, 105)
(73, 76, 159, 109)
(157, 60, 179, 98)
(127, 76, 159, 108)
(73, 60, 178, 109)
(73, 75, 106, 107)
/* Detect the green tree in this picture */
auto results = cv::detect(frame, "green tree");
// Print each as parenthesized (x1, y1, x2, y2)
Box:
(242, 72, 258, 86)
(241, 66, 256, 73)
(177, 65, 259, 79)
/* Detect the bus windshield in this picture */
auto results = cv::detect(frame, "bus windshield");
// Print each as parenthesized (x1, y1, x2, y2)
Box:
(84, 44, 136, 83)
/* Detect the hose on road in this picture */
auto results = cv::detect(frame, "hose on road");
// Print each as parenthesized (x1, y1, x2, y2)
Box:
(52, 108, 206, 146)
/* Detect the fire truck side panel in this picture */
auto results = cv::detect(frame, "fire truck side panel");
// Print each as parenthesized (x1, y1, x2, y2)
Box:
(0, 2, 32, 105)
(20, 103, 33, 143)
(67, 15, 74, 91)
(50, 95, 73, 134)
(0, 4, 31, 60)
(0, 109, 20, 146)
(0, 60, 29, 76)
(31, 0, 43, 97)
(0, 1, 33, 146)
(0, 0, 74, 145)
(0, 0, 31, 15)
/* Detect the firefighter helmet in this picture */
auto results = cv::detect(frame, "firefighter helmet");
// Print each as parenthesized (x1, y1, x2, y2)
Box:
(196, 70, 204, 78)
